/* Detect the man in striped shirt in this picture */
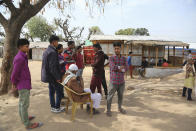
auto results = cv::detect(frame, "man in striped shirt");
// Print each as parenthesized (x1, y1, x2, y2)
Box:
(106, 42, 128, 117)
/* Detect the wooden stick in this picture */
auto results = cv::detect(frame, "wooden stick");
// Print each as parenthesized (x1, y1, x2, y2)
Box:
(182, 46, 184, 63)
(126, 44, 129, 57)
(156, 47, 158, 67)
(148, 46, 150, 65)
(173, 46, 175, 66)
(168, 46, 170, 61)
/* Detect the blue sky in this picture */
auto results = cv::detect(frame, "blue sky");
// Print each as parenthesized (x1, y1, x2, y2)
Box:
(1, 0, 196, 43)
(41, 0, 196, 43)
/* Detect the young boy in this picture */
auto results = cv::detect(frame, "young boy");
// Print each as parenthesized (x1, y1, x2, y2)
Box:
(11, 39, 42, 129)
(41, 35, 64, 113)
(74, 45, 85, 77)
(107, 42, 128, 117)
(64, 41, 76, 70)
(90, 43, 105, 94)
(57, 44, 66, 77)
(57, 44, 66, 99)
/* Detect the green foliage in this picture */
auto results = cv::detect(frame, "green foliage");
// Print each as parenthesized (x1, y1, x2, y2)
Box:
(134, 28, 150, 36)
(115, 28, 135, 35)
(26, 16, 55, 41)
(89, 26, 103, 35)
(115, 28, 150, 36)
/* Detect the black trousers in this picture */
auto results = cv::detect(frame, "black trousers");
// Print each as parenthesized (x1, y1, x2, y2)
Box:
(48, 82, 63, 108)
(102, 70, 108, 96)
(182, 87, 192, 100)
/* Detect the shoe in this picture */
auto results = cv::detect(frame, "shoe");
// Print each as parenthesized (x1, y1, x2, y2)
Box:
(60, 107, 65, 111)
(187, 98, 193, 101)
(51, 107, 56, 112)
(119, 108, 126, 114)
(93, 108, 100, 115)
(51, 107, 65, 113)
(106, 111, 112, 117)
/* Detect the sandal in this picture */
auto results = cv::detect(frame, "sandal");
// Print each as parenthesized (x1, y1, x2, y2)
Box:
(119, 108, 127, 114)
(28, 116, 35, 121)
(26, 122, 43, 130)
(106, 111, 112, 117)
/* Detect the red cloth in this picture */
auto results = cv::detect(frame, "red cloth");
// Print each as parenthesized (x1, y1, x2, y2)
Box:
(75, 52, 84, 69)
(91, 50, 105, 77)
(162, 62, 169, 67)
(64, 48, 75, 70)
(90, 75, 102, 94)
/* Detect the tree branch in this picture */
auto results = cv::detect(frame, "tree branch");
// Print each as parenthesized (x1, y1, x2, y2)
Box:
(22, 0, 30, 5)
(3, 0, 17, 13)
(0, 32, 5, 37)
(0, 13, 8, 28)
(31, 0, 50, 16)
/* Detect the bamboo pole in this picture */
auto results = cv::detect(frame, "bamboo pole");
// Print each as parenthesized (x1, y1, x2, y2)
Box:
(122, 42, 124, 55)
(163, 46, 165, 59)
(173, 46, 175, 66)
(142, 45, 144, 59)
(182, 46, 184, 63)
(156, 47, 158, 67)
(107, 41, 109, 55)
(168, 46, 170, 61)
(126, 44, 129, 57)
(148, 46, 150, 65)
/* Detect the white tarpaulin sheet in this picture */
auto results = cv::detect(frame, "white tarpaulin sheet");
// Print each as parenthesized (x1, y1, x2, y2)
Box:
(145, 68, 183, 78)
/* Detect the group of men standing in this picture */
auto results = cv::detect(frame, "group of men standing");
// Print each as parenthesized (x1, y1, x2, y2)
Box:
(41, 35, 129, 117)
(41, 35, 85, 113)
(40, 35, 129, 117)
(10, 35, 128, 129)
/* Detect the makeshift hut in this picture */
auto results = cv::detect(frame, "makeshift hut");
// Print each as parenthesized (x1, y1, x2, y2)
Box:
(29, 42, 68, 61)
(89, 35, 189, 78)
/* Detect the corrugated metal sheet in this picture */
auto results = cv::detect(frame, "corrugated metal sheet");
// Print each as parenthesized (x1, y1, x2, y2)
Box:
(90, 35, 188, 46)
(30, 42, 68, 49)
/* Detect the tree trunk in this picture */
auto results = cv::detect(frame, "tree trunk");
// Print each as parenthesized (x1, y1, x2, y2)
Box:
(0, 26, 21, 96)
(0, 0, 50, 96)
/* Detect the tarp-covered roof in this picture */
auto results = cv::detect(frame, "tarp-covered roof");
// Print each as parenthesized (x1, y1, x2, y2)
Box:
(30, 42, 68, 49)
(90, 35, 189, 46)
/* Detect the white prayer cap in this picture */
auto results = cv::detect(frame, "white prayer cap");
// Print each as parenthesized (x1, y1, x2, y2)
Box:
(69, 64, 78, 71)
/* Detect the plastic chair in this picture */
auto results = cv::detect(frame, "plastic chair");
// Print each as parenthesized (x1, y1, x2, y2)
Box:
(64, 86, 93, 121)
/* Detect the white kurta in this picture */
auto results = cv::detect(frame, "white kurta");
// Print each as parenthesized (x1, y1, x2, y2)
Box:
(84, 88, 101, 109)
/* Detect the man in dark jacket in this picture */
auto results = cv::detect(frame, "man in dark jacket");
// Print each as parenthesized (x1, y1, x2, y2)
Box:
(90, 43, 105, 94)
(102, 51, 109, 99)
(41, 35, 64, 113)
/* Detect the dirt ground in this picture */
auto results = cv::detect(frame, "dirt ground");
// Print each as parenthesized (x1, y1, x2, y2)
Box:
(0, 60, 196, 131)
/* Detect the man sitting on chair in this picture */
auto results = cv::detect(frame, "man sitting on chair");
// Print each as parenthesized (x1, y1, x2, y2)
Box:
(63, 64, 101, 114)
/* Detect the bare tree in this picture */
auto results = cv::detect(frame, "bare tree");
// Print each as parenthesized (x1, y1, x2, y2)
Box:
(0, 0, 50, 95)
(87, 26, 103, 40)
(54, 16, 84, 42)
(21, 31, 34, 42)
(0, 0, 108, 95)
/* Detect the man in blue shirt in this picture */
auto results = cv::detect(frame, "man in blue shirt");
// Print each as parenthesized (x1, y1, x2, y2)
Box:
(127, 52, 134, 79)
